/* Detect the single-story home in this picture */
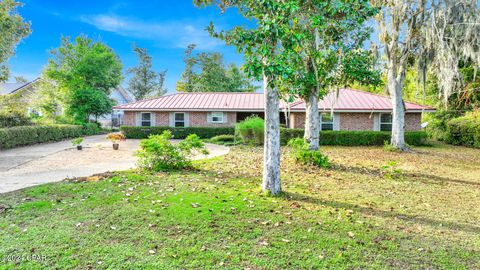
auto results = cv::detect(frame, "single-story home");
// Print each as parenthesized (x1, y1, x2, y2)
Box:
(113, 88, 435, 131)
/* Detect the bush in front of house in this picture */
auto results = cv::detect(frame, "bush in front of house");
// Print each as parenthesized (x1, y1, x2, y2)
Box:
(209, 134, 236, 145)
(287, 138, 330, 168)
(445, 111, 480, 148)
(0, 112, 32, 128)
(235, 116, 264, 145)
(120, 126, 235, 139)
(0, 124, 101, 150)
(136, 130, 209, 171)
(280, 129, 428, 146)
(82, 122, 101, 135)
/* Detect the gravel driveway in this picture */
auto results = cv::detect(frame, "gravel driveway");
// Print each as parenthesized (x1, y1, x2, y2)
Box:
(0, 136, 229, 194)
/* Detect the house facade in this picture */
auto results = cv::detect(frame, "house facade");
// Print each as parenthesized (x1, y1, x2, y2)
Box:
(114, 89, 435, 131)
(1, 78, 134, 127)
(0, 78, 41, 115)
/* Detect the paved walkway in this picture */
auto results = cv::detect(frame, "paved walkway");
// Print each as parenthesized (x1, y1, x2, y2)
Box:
(0, 136, 229, 194)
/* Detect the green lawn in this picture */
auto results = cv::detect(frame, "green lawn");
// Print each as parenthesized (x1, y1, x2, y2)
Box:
(0, 143, 479, 269)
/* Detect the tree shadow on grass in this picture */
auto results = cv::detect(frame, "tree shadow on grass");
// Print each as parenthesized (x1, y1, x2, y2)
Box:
(332, 164, 480, 187)
(282, 191, 480, 234)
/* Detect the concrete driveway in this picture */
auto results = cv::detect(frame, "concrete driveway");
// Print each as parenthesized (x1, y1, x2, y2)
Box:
(0, 136, 229, 194)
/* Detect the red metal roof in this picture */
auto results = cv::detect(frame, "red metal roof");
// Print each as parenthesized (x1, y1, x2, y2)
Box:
(113, 89, 435, 112)
(288, 88, 434, 111)
(114, 92, 265, 111)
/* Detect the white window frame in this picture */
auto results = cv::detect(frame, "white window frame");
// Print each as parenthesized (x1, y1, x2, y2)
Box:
(320, 113, 334, 131)
(140, 112, 152, 127)
(380, 113, 393, 131)
(174, 112, 186, 127)
(211, 112, 224, 123)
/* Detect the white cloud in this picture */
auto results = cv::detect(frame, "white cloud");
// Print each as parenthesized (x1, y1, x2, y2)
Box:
(80, 14, 222, 50)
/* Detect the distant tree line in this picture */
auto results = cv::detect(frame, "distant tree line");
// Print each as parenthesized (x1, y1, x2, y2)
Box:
(176, 44, 258, 93)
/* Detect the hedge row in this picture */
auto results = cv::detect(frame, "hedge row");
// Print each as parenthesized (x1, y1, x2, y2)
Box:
(120, 126, 236, 139)
(0, 113, 32, 128)
(120, 126, 428, 146)
(445, 113, 480, 148)
(280, 129, 428, 146)
(0, 124, 99, 150)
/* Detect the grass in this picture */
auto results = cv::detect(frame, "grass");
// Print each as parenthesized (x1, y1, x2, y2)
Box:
(0, 142, 479, 269)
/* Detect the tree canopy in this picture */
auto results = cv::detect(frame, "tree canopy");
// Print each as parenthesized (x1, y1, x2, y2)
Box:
(127, 44, 167, 100)
(373, 0, 479, 150)
(176, 44, 257, 92)
(0, 0, 31, 82)
(43, 36, 123, 123)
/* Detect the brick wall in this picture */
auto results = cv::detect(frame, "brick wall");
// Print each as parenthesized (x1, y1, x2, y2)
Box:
(340, 113, 375, 131)
(189, 112, 236, 127)
(405, 113, 422, 131)
(290, 113, 306, 129)
(122, 111, 236, 127)
(123, 111, 136, 126)
(155, 112, 170, 126)
(123, 111, 423, 131)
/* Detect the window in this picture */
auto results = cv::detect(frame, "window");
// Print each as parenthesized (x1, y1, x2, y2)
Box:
(320, 113, 334, 130)
(380, 114, 392, 131)
(174, 113, 185, 127)
(141, 113, 151, 127)
(211, 112, 224, 123)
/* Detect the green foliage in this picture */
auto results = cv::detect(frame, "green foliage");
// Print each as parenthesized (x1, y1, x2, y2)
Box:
(280, 129, 428, 146)
(0, 0, 31, 82)
(448, 64, 480, 110)
(282, 1, 380, 101)
(33, 75, 63, 118)
(44, 35, 123, 123)
(445, 111, 480, 148)
(82, 122, 100, 136)
(120, 126, 235, 139)
(381, 161, 404, 180)
(235, 116, 264, 145)
(210, 134, 235, 144)
(0, 91, 29, 116)
(68, 88, 116, 123)
(196, 0, 303, 87)
(383, 140, 401, 152)
(0, 111, 31, 128)
(287, 138, 330, 168)
(136, 130, 209, 171)
(176, 44, 256, 92)
(0, 124, 99, 150)
(71, 137, 84, 146)
(424, 110, 460, 141)
(127, 45, 167, 100)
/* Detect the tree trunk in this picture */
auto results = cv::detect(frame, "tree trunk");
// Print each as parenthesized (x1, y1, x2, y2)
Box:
(304, 87, 320, 150)
(262, 73, 281, 195)
(387, 66, 407, 150)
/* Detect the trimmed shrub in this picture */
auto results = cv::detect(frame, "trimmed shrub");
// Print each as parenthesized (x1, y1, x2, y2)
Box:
(83, 123, 101, 135)
(120, 126, 235, 139)
(236, 116, 264, 145)
(445, 112, 480, 148)
(210, 134, 235, 143)
(136, 130, 209, 171)
(280, 129, 428, 146)
(0, 124, 101, 150)
(0, 112, 32, 128)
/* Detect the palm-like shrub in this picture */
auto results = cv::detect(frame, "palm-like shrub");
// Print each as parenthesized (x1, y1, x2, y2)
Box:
(136, 130, 209, 171)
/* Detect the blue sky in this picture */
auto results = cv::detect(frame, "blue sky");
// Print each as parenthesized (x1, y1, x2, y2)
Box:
(8, 0, 249, 92)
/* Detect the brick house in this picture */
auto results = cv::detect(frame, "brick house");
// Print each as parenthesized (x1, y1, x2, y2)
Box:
(113, 89, 434, 131)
